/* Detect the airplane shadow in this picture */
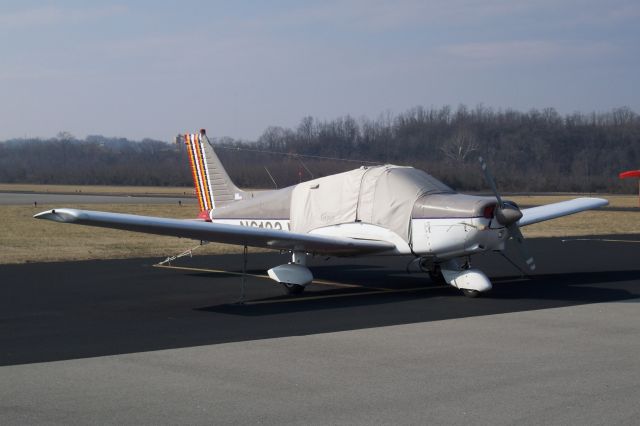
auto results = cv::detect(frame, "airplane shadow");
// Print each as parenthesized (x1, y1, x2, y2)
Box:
(182, 263, 390, 280)
(197, 269, 640, 317)
(488, 270, 640, 300)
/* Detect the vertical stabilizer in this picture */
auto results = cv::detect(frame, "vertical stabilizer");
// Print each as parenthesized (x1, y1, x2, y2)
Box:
(184, 130, 246, 210)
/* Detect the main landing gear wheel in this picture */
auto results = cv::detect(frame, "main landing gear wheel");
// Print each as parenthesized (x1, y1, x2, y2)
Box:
(462, 289, 481, 298)
(282, 283, 305, 295)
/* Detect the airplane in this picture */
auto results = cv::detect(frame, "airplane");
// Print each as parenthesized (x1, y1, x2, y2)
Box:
(34, 129, 608, 297)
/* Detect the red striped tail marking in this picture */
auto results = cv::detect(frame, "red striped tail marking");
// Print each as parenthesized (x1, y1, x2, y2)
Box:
(184, 133, 215, 212)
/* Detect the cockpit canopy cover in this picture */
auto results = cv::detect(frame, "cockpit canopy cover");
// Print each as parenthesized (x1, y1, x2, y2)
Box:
(290, 165, 453, 241)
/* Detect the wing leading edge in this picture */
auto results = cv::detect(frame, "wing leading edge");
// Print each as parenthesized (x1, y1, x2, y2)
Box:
(518, 197, 608, 227)
(34, 208, 395, 255)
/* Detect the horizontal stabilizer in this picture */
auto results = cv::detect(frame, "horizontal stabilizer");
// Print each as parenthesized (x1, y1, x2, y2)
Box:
(518, 197, 608, 227)
(34, 208, 395, 255)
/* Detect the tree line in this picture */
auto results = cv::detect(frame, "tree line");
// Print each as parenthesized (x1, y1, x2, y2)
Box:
(0, 134, 189, 186)
(1, 105, 639, 193)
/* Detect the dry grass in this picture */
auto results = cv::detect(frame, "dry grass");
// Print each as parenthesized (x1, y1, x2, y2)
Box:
(508, 194, 640, 237)
(1, 203, 245, 265)
(521, 210, 639, 238)
(0, 183, 194, 196)
(1, 195, 638, 265)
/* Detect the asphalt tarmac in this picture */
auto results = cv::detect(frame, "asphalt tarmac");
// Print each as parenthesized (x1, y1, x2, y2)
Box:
(0, 236, 637, 366)
(1, 235, 639, 424)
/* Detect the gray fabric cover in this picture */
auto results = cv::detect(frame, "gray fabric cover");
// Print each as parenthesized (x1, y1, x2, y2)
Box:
(290, 168, 366, 233)
(290, 165, 453, 242)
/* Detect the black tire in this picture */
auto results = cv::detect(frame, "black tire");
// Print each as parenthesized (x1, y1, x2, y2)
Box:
(462, 289, 481, 298)
(428, 265, 446, 284)
(282, 283, 305, 295)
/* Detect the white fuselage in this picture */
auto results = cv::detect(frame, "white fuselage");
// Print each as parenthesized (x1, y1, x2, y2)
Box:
(211, 217, 508, 260)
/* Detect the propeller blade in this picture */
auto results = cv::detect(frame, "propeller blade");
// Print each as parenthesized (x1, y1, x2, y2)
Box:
(478, 156, 504, 207)
(507, 224, 536, 271)
(479, 157, 534, 271)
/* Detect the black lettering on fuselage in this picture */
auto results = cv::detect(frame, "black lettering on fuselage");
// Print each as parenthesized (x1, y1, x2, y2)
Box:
(238, 220, 286, 230)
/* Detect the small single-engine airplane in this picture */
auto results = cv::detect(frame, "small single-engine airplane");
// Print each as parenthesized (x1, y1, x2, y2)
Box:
(35, 129, 608, 297)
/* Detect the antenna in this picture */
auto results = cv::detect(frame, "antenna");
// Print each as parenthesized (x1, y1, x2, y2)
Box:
(264, 166, 278, 189)
(297, 157, 314, 179)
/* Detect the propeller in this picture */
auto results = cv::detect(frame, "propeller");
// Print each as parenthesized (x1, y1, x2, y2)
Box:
(478, 157, 536, 271)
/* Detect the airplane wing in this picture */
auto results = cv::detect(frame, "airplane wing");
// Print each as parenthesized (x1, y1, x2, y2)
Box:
(518, 197, 608, 227)
(34, 208, 395, 255)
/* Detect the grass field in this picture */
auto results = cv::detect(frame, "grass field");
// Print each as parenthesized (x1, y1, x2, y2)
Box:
(0, 183, 195, 196)
(507, 194, 640, 238)
(1, 203, 250, 264)
(0, 190, 638, 264)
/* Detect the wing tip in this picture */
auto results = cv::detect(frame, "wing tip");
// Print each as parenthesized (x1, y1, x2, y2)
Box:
(582, 197, 609, 208)
(33, 208, 81, 223)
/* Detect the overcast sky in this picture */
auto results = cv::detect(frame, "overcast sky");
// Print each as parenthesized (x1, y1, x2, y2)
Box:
(1, 0, 639, 141)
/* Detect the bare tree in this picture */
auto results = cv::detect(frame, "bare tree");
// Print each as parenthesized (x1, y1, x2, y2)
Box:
(440, 128, 479, 163)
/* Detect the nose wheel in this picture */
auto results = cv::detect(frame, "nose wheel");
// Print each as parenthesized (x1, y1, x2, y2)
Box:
(437, 258, 492, 297)
(420, 259, 446, 284)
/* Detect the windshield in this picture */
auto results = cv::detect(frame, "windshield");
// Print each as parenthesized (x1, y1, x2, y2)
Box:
(388, 167, 455, 195)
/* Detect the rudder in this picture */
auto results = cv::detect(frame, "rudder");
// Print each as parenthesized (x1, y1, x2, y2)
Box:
(184, 129, 246, 210)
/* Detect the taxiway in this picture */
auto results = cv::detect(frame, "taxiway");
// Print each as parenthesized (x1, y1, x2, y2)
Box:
(1, 235, 639, 424)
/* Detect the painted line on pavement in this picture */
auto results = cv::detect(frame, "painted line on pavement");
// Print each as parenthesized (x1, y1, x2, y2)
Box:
(152, 263, 393, 291)
(245, 285, 448, 305)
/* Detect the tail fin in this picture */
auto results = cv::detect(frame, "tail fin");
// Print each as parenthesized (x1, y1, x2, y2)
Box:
(184, 129, 246, 210)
